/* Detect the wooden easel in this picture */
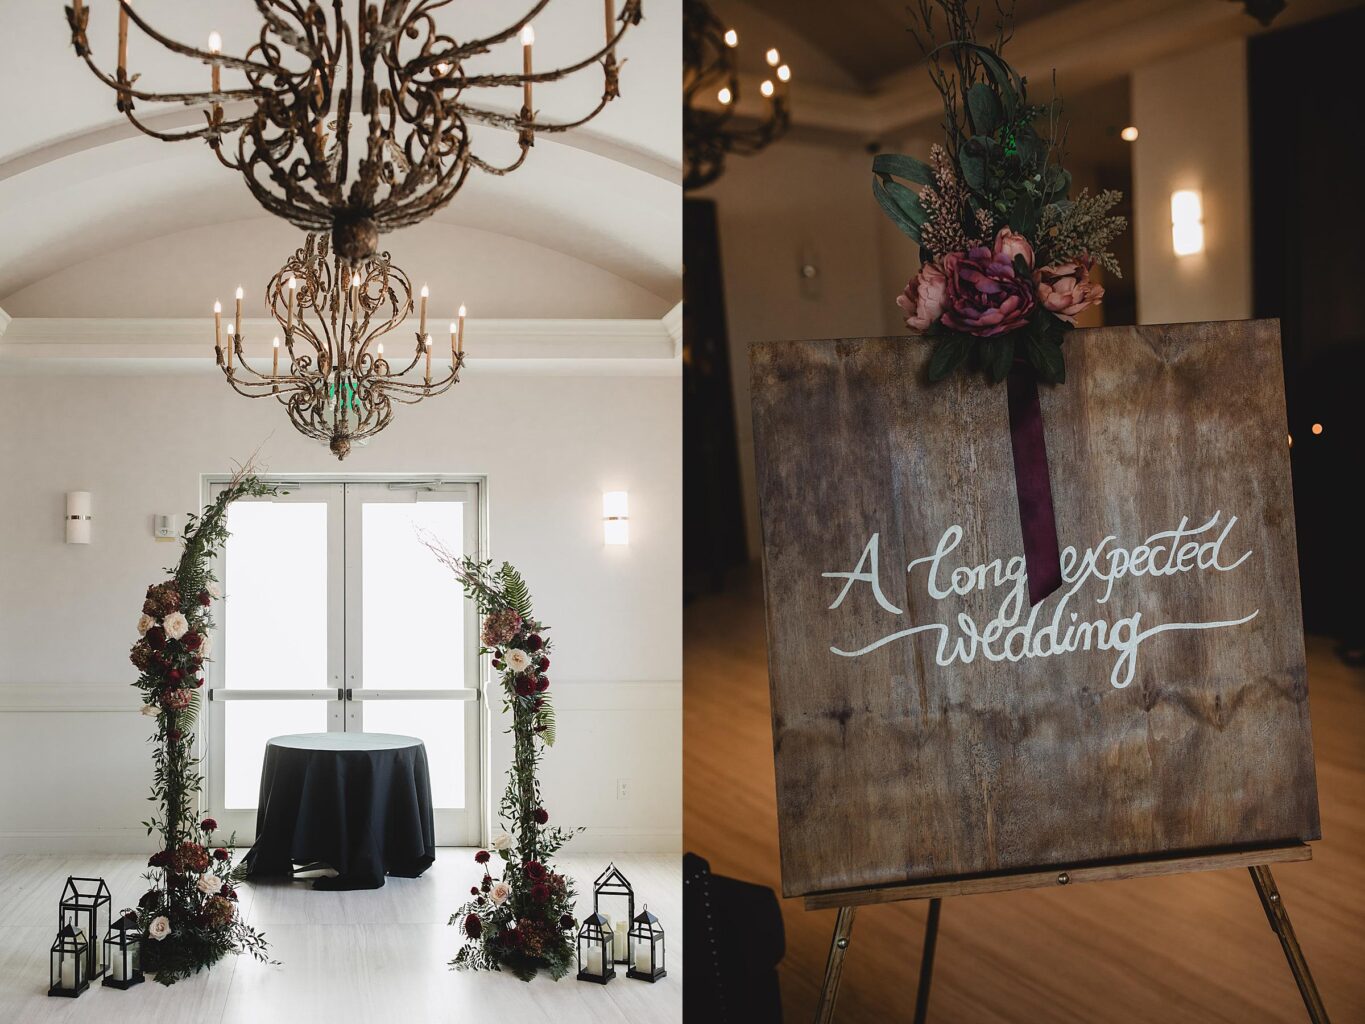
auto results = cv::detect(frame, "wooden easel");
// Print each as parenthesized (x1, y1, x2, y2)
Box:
(812, 844, 1330, 1024)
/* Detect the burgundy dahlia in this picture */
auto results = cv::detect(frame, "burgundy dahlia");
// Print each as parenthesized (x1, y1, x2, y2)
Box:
(940, 244, 1035, 337)
(514, 676, 535, 697)
(532, 808, 549, 825)
(201, 817, 218, 833)
(535, 676, 550, 693)
(530, 883, 550, 903)
(537, 657, 550, 672)
(213, 847, 230, 861)
(183, 632, 203, 651)
(464, 913, 483, 939)
(144, 626, 167, 650)
(526, 634, 544, 652)
(475, 850, 491, 864)
(199, 591, 212, 607)
(523, 860, 547, 882)
(470, 886, 480, 896)
(559, 914, 575, 930)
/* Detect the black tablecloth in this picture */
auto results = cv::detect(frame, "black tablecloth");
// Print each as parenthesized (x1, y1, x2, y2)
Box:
(242, 732, 436, 890)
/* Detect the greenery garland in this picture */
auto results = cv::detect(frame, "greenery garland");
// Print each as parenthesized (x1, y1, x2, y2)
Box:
(426, 542, 579, 981)
(127, 467, 275, 984)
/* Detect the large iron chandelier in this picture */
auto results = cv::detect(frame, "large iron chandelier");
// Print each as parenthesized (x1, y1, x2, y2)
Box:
(67, 0, 643, 261)
(683, 0, 790, 191)
(215, 234, 462, 459)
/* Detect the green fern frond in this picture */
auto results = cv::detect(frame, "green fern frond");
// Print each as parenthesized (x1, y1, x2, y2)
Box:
(496, 562, 534, 618)
(536, 692, 557, 747)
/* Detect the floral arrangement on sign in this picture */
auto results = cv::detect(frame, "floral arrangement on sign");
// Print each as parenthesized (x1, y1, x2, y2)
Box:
(127, 466, 275, 983)
(874, 0, 1127, 383)
(425, 544, 580, 981)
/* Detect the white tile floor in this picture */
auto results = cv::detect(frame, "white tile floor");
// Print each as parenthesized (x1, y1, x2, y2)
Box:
(0, 851, 681, 1023)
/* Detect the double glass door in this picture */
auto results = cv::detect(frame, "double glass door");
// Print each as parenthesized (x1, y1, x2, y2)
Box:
(204, 480, 482, 845)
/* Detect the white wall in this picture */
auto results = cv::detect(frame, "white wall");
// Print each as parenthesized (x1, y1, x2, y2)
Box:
(1131, 38, 1252, 325)
(0, 363, 681, 853)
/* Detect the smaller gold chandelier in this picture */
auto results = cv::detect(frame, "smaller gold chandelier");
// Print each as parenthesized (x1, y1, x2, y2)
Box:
(215, 234, 464, 459)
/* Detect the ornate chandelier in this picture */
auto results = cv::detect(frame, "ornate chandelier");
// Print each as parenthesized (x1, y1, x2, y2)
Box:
(67, 0, 643, 261)
(215, 234, 463, 459)
(683, 0, 790, 191)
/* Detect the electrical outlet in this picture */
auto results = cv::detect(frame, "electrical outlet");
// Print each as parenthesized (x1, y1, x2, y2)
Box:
(616, 778, 630, 801)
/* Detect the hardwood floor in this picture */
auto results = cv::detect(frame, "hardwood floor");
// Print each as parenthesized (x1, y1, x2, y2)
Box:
(0, 851, 680, 1023)
(684, 571, 1365, 1023)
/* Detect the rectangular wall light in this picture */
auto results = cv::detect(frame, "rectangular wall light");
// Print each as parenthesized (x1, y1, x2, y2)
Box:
(65, 491, 92, 545)
(1171, 189, 1204, 256)
(603, 491, 629, 546)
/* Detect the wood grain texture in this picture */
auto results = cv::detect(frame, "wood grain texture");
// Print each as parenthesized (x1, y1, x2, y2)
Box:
(803, 843, 1311, 911)
(750, 320, 1320, 899)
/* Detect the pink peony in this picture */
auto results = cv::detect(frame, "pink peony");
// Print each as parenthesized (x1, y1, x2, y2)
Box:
(940, 246, 1035, 337)
(897, 260, 948, 333)
(1033, 257, 1105, 324)
(993, 227, 1034, 269)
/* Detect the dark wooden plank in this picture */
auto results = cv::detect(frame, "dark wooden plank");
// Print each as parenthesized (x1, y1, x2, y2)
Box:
(750, 320, 1319, 899)
(802, 843, 1312, 910)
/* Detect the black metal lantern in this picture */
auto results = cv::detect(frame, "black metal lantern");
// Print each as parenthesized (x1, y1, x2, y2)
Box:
(627, 904, 666, 982)
(102, 911, 144, 989)
(592, 862, 635, 964)
(48, 923, 88, 997)
(576, 912, 616, 984)
(59, 876, 111, 982)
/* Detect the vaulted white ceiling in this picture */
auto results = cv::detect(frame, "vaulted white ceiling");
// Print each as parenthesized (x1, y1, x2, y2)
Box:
(0, 0, 681, 320)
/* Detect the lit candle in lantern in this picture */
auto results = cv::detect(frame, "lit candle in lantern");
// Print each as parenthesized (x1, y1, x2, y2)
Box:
(213, 300, 222, 353)
(521, 24, 535, 113)
(272, 336, 280, 376)
(585, 945, 603, 976)
(419, 283, 429, 336)
(457, 303, 466, 355)
(613, 920, 628, 961)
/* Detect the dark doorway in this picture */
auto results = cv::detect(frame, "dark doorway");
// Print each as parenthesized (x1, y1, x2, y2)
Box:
(1249, 5, 1365, 647)
(683, 198, 749, 599)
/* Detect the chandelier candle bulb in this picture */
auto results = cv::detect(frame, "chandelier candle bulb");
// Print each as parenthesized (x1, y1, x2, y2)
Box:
(208, 30, 221, 95)
(234, 286, 243, 338)
(778, 63, 791, 83)
(457, 304, 466, 354)
(424, 333, 432, 383)
(419, 284, 429, 335)
(286, 276, 296, 332)
(717, 86, 732, 105)
(760, 79, 774, 98)
(724, 28, 738, 47)
(522, 24, 535, 113)
(272, 336, 280, 376)
(766, 47, 780, 67)
(213, 300, 222, 353)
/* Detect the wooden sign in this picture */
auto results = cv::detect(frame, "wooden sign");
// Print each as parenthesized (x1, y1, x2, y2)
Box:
(751, 319, 1320, 900)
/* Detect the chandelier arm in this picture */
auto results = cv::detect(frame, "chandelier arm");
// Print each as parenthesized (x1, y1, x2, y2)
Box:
(251, 0, 320, 62)
(111, 0, 285, 75)
(451, 0, 555, 58)
(458, 5, 640, 88)
(466, 148, 531, 178)
(458, 95, 611, 135)
(377, 148, 473, 226)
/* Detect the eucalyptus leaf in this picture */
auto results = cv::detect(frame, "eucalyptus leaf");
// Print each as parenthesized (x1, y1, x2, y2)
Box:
(872, 152, 933, 186)
(872, 175, 922, 243)
(883, 177, 928, 225)
(966, 82, 1001, 136)
(928, 336, 972, 381)
(959, 150, 987, 193)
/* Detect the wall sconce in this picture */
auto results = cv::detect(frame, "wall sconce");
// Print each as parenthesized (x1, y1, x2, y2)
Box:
(1171, 189, 1204, 256)
(65, 492, 92, 545)
(603, 491, 629, 546)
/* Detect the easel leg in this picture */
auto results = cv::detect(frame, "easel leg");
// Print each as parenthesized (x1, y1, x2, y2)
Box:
(814, 906, 857, 1024)
(912, 897, 942, 1024)
(1248, 865, 1331, 1023)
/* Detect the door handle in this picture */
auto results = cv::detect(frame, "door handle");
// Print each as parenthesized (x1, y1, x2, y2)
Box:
(343, 687, 354, 701)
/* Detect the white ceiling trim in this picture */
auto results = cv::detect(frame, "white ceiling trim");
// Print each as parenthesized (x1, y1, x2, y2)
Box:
(0, 310, 682, 378)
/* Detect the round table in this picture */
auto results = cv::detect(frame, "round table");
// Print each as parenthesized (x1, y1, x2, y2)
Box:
(241, 732, 436, 890)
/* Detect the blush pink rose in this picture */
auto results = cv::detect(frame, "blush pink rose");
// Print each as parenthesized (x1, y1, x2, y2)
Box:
(993, 227, 1034, 269)
(896, 261, 948, 333)
(1033, 257, 1105, 324)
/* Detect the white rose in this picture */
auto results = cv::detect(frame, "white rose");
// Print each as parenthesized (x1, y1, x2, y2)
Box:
(206, 581, 223, 599)
(505, 649, 532, 674)
(492, 831, 514, 853)
(197, 873, 224, 895)
(140, 704, 159, 717)
(163, 612, 190, 640)
(490, 881, 512, 905)
(148, 916, 172, 941)
(137, 614, 156, 635)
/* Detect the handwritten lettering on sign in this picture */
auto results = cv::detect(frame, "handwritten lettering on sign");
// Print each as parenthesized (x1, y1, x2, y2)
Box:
(823, 511, 1258, 689)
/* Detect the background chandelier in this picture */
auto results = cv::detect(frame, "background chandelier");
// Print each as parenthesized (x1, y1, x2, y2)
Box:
(67, 0, 643, 261)
(215, 233, 463, 460)
(683, 0, 790, 191)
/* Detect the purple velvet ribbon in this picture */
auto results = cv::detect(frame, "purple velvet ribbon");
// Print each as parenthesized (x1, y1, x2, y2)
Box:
(1006, 365, 1062, 606)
